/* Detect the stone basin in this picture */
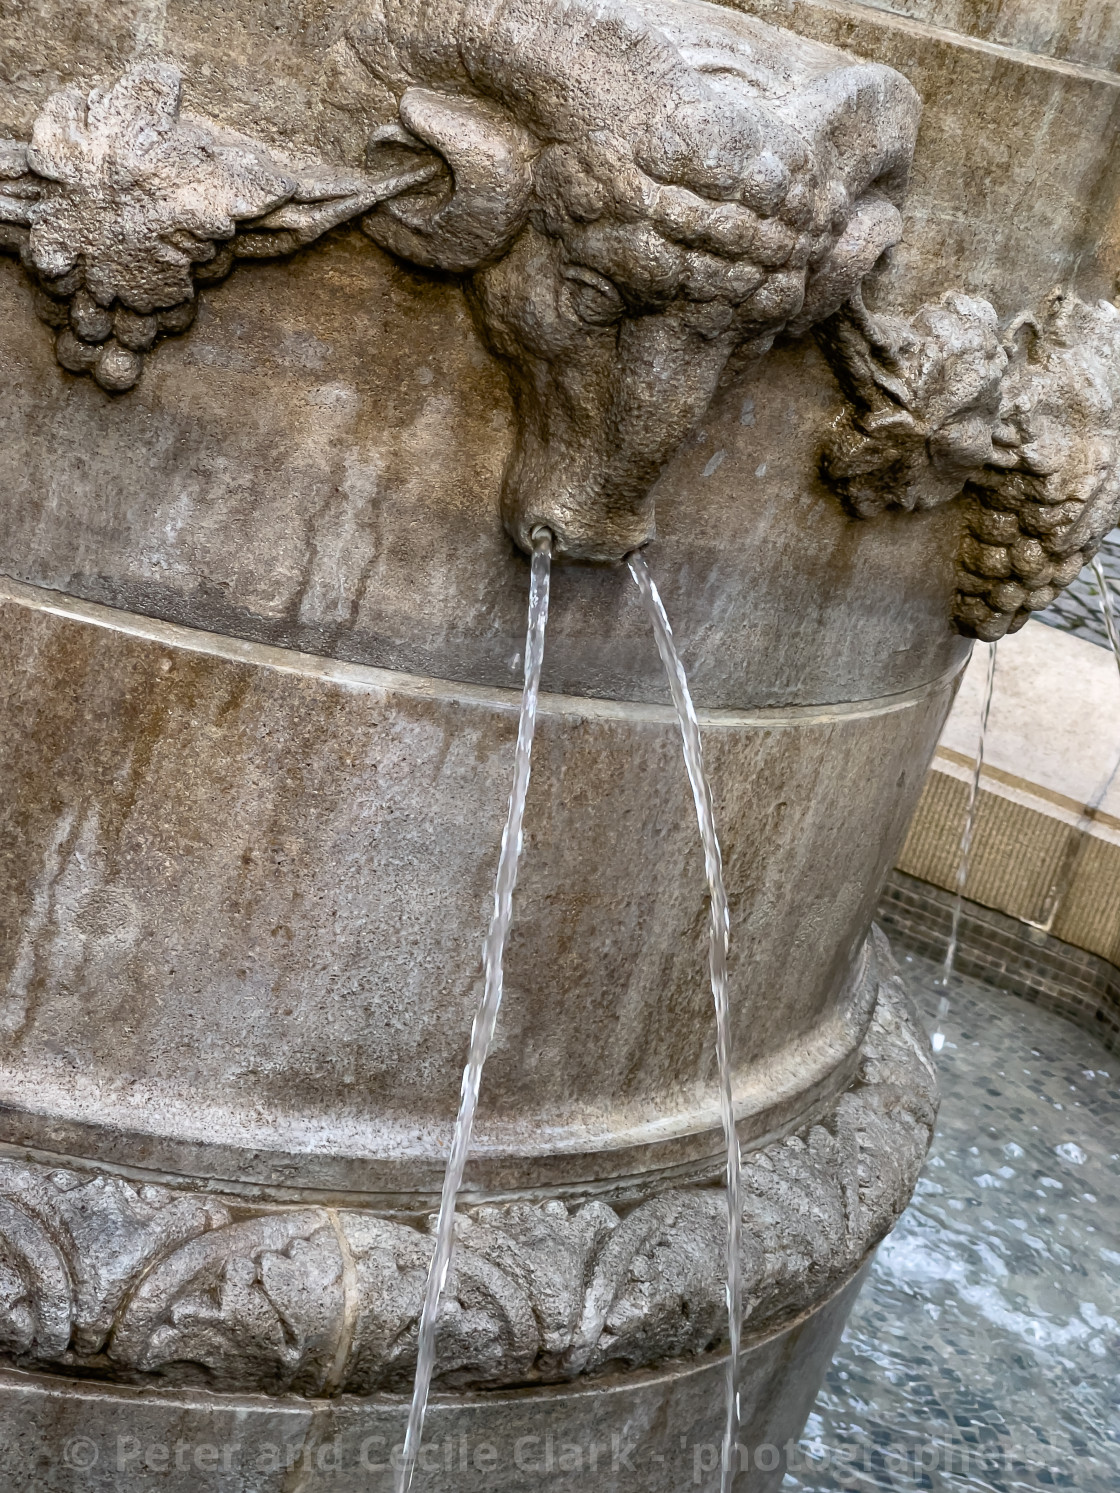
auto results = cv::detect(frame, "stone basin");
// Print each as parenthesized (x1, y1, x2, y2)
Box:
(1, 0, 1118, 1487)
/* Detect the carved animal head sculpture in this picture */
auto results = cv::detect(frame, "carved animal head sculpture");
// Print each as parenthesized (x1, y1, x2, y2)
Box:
(0, 0, 920, 561)
(345, 0, 921, 558)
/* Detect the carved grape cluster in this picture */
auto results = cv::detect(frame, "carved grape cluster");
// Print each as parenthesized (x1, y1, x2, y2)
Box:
(1, 65, 398, 392)
(819, 288, 1120, 639)
(30, 275, 201, 392)
(954, 292, 1120, 640)
(0, 64, 291, 390)
(955, 493, 1093, 639)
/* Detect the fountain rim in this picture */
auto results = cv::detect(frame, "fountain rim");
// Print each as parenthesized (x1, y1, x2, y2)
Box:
(0, 572, 966, 726)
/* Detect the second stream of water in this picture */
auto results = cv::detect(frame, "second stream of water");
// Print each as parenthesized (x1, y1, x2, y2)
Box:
(628, 550, 743, 1493)
(398, 543, 742, 1492)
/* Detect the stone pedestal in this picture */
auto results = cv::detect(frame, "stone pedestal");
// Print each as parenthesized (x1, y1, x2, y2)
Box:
(1, 0, 1118, 1487)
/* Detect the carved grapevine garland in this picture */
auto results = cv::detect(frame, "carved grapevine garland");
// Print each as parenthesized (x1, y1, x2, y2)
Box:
(1, 9, 1111, 600)
(0, 62, 432, 390)
(818, 287, 1120, 639)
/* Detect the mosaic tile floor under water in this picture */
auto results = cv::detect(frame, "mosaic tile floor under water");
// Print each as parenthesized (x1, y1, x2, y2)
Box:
(1035, 530, 1119, 651)
(784, 954, 1120, 1492)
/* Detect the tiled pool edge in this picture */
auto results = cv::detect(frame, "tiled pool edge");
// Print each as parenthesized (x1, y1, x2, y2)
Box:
(878, 869, 1120, 1053)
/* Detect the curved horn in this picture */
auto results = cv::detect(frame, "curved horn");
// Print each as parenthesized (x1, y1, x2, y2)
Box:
(787, 193, 902, 337)
(363, 88, 534, 273)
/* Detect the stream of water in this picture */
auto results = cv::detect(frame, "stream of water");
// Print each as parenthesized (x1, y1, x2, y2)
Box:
(933, 639, 997, 1053)
(1091, 554, 1120, 682)
(396, 529, 552, 1493)
(627, 550, 742, 1493)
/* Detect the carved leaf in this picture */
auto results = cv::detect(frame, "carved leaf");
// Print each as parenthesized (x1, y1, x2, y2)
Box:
(0, 1163, 229, 1356)
(26, 63, 295, 311)
(333, 1213, 430, 1392)
(0, 1197, 72, 1360)
(339, 1210, 540, 1393)
(579, 1190, 730, 1375)
(110, 1211, 345, 1393)
(817, 290, 1007, 517)
(0, 140, 38, 246)
(429, 1250, 539, 1389)
(455, 1198, 618, 1376)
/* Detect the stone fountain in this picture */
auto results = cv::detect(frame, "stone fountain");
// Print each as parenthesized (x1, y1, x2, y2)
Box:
(1, 1, 1119, 1488)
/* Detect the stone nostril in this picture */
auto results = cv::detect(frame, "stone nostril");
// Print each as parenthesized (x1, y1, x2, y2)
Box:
(529, 524, 553, 553)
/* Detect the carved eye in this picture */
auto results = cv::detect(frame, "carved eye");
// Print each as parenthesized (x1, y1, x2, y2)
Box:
(561, 264, 624, 326)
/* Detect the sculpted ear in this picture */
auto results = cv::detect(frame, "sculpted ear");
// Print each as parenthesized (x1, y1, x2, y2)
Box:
(362, 88, 535, 274)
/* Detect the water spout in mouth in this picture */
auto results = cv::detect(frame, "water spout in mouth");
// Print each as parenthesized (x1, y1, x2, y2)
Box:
(934, 638, 997, 1054)
(397, 528, 551, 1493)
(627, 549, 742, 1493)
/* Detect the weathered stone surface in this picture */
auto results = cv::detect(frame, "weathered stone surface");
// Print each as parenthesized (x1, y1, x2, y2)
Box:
(0, 932, 934, 1395)
(742, 0, 1120, 309)
(0, 578, 947, 1197)
(1, 0, 1115, 1477)
(4, 0, 1117, 691)
(0, 255, 972, 708)
(842, 0, 1120, 71)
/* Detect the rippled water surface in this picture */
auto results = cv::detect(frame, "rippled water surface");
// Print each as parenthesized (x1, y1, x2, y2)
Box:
(785, 954, 1120, 1492)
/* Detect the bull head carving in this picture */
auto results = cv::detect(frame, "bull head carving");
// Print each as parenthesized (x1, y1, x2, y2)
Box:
(351, 0, 922, 558)
(1, 0, 922, 561)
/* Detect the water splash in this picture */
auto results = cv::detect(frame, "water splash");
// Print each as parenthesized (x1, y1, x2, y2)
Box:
(627, 550, 742, 1493)
(787, 960, 1120, 1493)
(1091, 554, 1120, 683)
(396, 530, 551, 1493)
(933, 639, 997, 1053)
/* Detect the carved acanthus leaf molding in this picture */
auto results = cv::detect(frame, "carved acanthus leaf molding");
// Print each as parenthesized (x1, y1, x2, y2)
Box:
(0, 929, 934, 1397)
(819, 287, 1120, 640)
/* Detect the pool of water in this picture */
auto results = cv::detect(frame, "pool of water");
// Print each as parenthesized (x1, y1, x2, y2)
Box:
(784, 953, 1120, 1492)
(1036, 530, 1120, 651)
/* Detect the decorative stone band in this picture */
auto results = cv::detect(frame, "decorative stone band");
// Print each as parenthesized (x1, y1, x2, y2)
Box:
(3, 36, 1111, 603)
(1, 4, 923, 559)
(818, 288, 1120, 641)
(0, 928, 935, 1399)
